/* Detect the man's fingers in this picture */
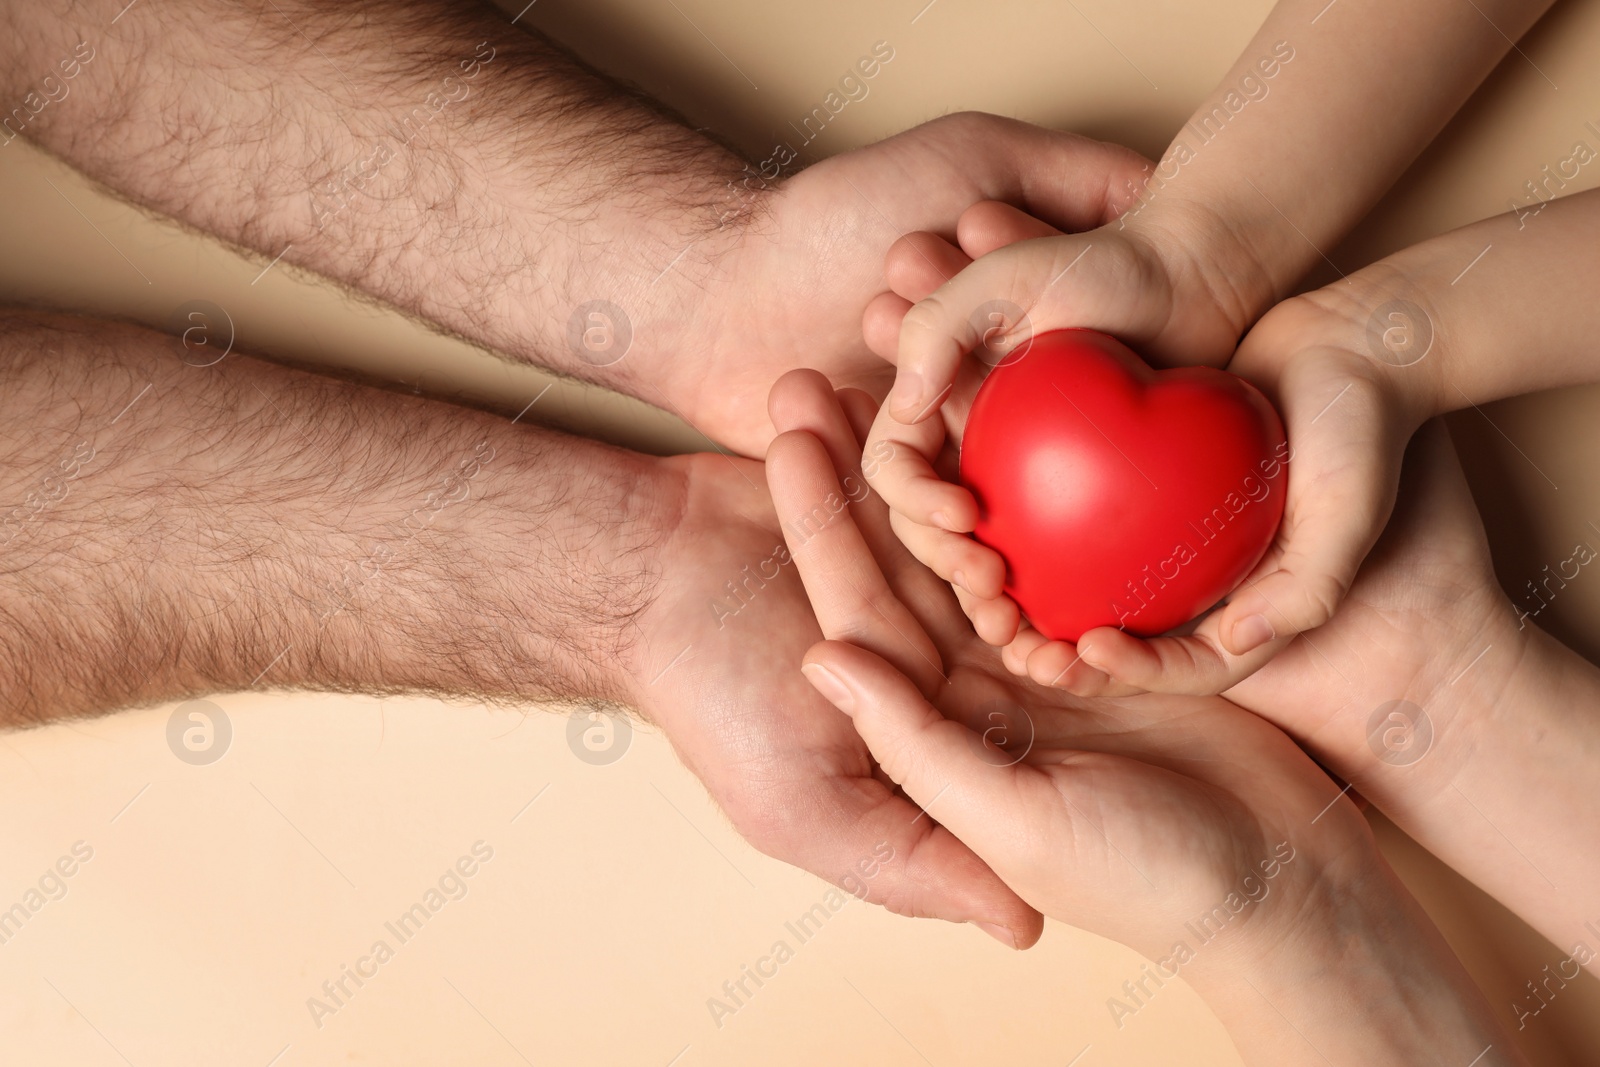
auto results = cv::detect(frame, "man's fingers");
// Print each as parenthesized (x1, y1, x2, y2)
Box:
(955, 115, 1151, 230)
(755, 769, 1042, 948)
(885, 231, 971, 305)
(802, 641, 1040, 876)
(956, 200, 1064, 259)
(768, 429, 945, 691)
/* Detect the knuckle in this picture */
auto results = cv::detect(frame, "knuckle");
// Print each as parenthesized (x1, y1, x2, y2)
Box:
(1293, 570, 1350, 629)
(898, 295, 955, 351)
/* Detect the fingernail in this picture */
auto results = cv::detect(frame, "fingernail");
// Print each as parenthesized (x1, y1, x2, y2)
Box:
(1232, 613, 1275, 653)
(802, 662, 854, 713)
(889, 371, 925, 420)
(971, 921, 1019, 949)
(951, 568, 969, 593)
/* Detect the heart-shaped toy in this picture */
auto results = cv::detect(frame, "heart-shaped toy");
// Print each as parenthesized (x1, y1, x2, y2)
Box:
(959, 329, 1288, 642)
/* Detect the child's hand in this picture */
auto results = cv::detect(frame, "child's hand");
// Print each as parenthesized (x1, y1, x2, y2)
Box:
(1069, 280, 1436, 694)
(766, 368, 1375, 959)
(858, 200, 1276, 679)
(862, 202, 1438, 695)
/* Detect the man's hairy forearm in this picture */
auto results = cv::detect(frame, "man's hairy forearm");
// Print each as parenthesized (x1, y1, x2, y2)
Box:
(0, 0, 750, 396)
(0, 308, 676, 723)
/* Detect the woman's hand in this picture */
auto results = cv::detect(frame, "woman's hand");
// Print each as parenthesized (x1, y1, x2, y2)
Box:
(765, 370, 1522, 1064)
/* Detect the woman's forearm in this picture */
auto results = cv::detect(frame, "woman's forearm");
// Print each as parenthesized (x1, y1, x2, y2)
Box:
(1367, 626, 1600, 976)
(1193, 844, 1525, 1064)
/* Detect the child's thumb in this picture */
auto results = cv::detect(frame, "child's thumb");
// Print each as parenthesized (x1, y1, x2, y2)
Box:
(1219, 438, 1400, 652)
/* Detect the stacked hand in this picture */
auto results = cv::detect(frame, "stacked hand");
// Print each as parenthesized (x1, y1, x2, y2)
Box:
(858, 206, 1457, 699)
(761, 368, 1375, 956)
(858, 201, 1278, 692)
(754, 369, 1518, 1063)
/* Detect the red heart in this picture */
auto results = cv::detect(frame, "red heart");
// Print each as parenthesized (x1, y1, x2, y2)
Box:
(959, 329, 1287, 642)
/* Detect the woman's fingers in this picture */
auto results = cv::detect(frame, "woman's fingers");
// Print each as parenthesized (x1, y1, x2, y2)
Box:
(801, 641, 1040, 862)
(768, 426, 945, 693)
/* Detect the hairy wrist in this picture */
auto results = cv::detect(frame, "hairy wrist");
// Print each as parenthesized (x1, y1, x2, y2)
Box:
(0, 310, 675, 721)
(2, 0, 757, 397)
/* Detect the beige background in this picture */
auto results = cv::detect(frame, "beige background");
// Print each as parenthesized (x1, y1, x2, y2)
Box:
(2, 0, 1599, 1063)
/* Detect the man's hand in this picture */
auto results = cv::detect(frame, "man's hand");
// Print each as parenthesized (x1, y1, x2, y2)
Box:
(672, 114, 1151, 454)
(0, 308, 1037, 944)
(0, 3, 1148, 457)
(622, 449, 1039, 943)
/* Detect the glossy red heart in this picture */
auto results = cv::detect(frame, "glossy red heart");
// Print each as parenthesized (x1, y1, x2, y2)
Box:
(959, 329, 1287, 642)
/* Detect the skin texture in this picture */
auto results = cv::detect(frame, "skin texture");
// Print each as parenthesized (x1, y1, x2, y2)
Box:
(1024, 185, 1600, 697)
(863, 0, 1558, 674)
(764, 369, 1524, 1066)
(1227, 424, 1600, 979)
(854, 183, 1600, 970)
(0, 0, 1149, 457)
(0, 0, 1154, 940)
(0, 307, 1039, 940)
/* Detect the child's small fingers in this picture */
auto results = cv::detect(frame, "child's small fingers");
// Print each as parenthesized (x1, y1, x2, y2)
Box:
(1220, 359, 1404, 654)
(971, 594, 1022, 648)
(864, 407, 975, 531)
(1024, 639, 1099, 692)
(890, 236, 1112, 424)
(956, 200, 1064, 259)
(1219, 463, 1395, 655)
(1076, 627, 1285, 696)
(885, 231, 972, 305)
(953, 584, 1023, 647)
(888, 511, 1005, 598)
(1218, 560, 1353, 655)
(1002, 625, 1049, 676)
(889, 262, 1010, 424)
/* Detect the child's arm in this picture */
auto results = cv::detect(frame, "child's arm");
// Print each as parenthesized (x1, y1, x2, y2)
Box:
(863, 0, 1557, 669)
(883, 0, 1558, 403)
